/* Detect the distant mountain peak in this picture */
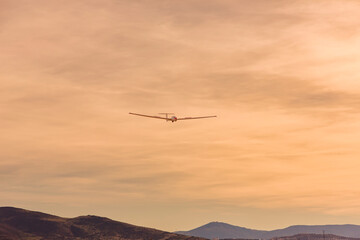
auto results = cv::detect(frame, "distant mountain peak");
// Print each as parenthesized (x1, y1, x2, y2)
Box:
(177, 222, 360, 239)
(203, 221, 234, 227)
(198, 221, 258, 232)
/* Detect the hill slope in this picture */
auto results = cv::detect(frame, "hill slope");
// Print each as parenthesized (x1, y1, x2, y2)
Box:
(0, 207, 206, 240)
(176, 222, 360, 239)
(177, 222, 266, 239)
(270, 233, 360, 240)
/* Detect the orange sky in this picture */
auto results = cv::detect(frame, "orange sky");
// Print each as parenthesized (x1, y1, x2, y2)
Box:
(2, 0, 360, 231)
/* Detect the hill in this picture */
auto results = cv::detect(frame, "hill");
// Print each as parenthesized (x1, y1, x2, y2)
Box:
(270, 233, 360, 240)
(176, 222, 360, 239)
(0, 207, 206, 240)
(176, 222, 266, 239)
(223, 235, 360, 240)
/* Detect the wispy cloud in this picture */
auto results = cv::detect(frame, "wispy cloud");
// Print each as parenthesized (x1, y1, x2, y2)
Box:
(2, 0, 360, 231)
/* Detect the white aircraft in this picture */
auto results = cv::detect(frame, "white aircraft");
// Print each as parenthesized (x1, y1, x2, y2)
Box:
(129, 112, 217, 122)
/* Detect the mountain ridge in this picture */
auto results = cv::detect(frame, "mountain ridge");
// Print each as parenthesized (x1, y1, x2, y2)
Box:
(176, 222, 360, 239)
(2, 207, 360, 240)
(0, 206, 206, 240)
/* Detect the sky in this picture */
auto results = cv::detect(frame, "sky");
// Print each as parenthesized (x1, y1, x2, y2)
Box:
(2, 0, 360, 232)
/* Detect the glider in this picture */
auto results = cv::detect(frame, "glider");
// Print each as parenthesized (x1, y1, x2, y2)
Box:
(129, 112, 217, 122)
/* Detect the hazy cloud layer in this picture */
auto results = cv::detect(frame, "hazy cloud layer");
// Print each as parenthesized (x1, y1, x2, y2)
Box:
(2, 0, 360, 231)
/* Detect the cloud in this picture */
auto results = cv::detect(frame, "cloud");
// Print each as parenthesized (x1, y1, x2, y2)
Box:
(2, 0, 360, 231)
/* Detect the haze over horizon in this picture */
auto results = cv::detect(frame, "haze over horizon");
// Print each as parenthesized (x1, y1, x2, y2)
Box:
(2, 0, 360, 232)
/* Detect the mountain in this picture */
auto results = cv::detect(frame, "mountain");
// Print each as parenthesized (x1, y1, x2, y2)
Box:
(270, 233, 360, 240)
(0, 207, 207, 240)
(176, 222, 266, 239)
(224, 235, 360, 240)
(176, 222, 360, 239)
(266, 225, 360, 239)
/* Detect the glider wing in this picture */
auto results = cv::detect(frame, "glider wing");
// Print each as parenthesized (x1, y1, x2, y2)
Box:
(129, 112, 170, 120)
(177, 115, 217, 120)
